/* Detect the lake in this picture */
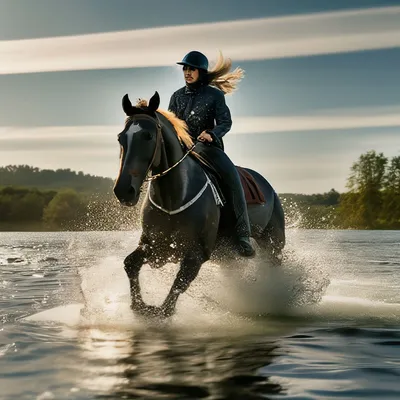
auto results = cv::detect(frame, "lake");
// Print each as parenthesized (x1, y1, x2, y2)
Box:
(0, 230, 399, 399)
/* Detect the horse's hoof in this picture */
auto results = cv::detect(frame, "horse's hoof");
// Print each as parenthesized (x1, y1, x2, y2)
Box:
(136, 304, 166, 319)
(237, 237, 256, 258)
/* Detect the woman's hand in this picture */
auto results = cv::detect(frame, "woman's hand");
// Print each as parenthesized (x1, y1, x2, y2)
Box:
(197, 131, 213, 143)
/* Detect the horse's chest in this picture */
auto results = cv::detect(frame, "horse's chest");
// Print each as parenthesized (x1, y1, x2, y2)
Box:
(142, 237, 185, 268)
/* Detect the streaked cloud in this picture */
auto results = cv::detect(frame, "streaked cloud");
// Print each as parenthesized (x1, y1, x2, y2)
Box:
(1, 6, 399, 74)
(230, 106, 400, 134)
(2, 105, 399, 142)
(0, 126, 116, 141)
(1, 105, 399, 194)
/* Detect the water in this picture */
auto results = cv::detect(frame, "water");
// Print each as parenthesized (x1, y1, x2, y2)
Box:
(0, 230, 399, 399)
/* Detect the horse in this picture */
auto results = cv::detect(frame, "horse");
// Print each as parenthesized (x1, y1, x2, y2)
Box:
(113, 91, 285, 318)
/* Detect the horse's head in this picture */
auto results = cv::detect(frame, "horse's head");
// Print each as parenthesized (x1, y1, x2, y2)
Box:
(113, 91, 161, 206)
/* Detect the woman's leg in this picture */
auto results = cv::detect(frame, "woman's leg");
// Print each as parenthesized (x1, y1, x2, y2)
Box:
(195, 143, 255, 256)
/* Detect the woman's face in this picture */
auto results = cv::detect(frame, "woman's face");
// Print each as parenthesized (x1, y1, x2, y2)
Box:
(183, 65, 199, 84)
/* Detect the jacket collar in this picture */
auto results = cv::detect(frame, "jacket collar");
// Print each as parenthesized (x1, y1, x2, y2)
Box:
(184, 81, 205, 95)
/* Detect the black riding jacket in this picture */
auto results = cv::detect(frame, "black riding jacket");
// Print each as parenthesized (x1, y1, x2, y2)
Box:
(168, 83, 232, 149)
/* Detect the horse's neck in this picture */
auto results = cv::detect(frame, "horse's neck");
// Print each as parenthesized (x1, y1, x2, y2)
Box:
(150, 124, 204, 211)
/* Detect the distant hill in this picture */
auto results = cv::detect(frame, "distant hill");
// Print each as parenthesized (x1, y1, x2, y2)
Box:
(0, 165, 114, 194)
(0, 165, 343, 205)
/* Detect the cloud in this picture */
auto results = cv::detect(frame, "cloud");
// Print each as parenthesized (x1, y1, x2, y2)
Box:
(0, 6, 399, 74)
(1, 105, 399, 193)
(1, 105, 400, 143)
(0, 126, 116, 140)
(230, 106, 400, 134)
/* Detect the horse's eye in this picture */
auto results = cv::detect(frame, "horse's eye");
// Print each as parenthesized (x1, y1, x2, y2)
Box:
(143, 131, 152, 141)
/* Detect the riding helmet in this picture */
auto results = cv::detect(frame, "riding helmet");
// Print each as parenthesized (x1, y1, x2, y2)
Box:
(177, 51, 209, 71)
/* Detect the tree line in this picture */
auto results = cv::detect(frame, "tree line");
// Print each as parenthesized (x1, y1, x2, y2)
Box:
(0, 165, 113, 193)
(0, 186, 139, 231)
(338, 151, 399, 229)
(0, 150, 399, 231)
(281, 151, 399, 229)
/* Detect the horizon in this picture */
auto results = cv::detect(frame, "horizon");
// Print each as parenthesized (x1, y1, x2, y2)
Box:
(0, 163, 346, 195)
(1, 0, 399, 194)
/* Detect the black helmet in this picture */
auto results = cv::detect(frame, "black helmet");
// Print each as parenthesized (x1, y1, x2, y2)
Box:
(177, 51, 208, 71)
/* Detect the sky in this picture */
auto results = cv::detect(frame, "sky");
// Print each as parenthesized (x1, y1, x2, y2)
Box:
(0, 0, 399, 194)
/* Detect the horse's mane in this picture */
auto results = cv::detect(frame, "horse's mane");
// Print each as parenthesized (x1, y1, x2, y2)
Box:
(157, 109, 194, 149)
(135, 99, 194, 149)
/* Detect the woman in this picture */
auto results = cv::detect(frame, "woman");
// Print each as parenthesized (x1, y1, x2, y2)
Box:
(168, 50, 255, 257)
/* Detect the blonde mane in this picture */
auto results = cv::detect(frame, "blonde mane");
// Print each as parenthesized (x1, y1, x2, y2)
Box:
(134, 98, 194, 149)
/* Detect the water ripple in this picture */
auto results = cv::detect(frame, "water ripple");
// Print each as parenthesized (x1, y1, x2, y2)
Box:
(0, 231, 399, 399)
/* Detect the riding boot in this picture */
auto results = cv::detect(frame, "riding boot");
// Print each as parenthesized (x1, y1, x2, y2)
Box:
(194, 143, 256, 257)
(230, 180, 256, 257)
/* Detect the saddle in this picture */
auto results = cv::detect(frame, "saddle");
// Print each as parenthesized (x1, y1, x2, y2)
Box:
(190, 152, 266, 206)
(236, 166, 266, 205)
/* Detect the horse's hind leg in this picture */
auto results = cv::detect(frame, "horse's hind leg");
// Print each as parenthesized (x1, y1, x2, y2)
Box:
(263, 193, 285, 264)
(161, 250, 207, 317)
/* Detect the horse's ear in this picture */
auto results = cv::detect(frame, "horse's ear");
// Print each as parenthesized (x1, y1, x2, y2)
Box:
(148, 91, 160, 113)
(122, 94, 134, 116)
(122, 94, 142, 116)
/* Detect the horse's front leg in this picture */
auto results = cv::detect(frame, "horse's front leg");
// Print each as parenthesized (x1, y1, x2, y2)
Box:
(123, 244, 155, 315)
(160, 249, 207, 318)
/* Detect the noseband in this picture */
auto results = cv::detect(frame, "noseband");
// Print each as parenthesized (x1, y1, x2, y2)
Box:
(127, 113, 195, 182)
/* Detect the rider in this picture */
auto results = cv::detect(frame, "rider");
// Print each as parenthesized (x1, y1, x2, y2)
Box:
(168, 50, 255, 257)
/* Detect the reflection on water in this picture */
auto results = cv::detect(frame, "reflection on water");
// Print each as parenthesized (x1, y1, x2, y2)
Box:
(1, 230, 400, 399)
(74, 327, 283, 399)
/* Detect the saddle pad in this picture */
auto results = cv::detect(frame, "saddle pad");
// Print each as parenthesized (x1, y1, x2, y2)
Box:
(189, 152, 265, 206)
(236, 166, 266, 205)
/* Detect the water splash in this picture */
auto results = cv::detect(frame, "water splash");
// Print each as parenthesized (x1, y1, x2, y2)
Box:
(25, 229, 400, 330)
(59, 228, 333, 331)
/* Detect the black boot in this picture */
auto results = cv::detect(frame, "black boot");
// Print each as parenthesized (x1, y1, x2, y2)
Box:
(230, 179, 256, 258)
(194, 143, 256, 257)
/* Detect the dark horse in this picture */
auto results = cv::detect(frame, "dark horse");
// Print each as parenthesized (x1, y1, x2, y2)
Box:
(113, 91, 285, 318)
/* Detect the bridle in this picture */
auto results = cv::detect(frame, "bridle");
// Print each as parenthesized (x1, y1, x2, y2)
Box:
(126, 113, 196, 183)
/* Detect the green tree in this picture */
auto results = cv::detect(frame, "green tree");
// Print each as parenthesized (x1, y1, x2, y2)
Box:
(381, 156, 400, 228)
(347, 150, 388, 192)
(384, 156, 400, 193)
(341, 150, 388, 228)
(0, 164, 113, 193)
(43, 189, 87, 229)
(338, 192, 363, 228)
(0, 194, 13, 222)
(11, 191, 45, 221)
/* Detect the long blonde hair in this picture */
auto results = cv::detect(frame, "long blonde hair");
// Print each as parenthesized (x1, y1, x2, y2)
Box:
(206, 50, 245, 95)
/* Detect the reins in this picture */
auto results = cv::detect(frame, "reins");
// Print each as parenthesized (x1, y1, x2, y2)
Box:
(127, 113, 197, 183)
(145, 142, 196, 182)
